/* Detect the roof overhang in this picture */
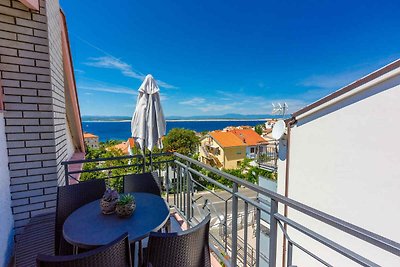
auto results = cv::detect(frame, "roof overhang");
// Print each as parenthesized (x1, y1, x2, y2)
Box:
(18, 0, 39, 10)
(60, 10, 85, 152)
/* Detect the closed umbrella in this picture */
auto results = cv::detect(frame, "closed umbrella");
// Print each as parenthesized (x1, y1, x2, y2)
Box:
(131, 74, 166, 170)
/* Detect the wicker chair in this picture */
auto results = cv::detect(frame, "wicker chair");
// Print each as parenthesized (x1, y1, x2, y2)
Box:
(123, 172, 161, 196)
(37, 233, 132, 267)
(55, 179, 106, 255)
(144, 215, 211, 267)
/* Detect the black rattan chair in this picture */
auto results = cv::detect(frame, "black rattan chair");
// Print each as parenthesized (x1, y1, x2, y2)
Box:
(37, 233, 132, 267)
(55, 179, 106, 255)
(144, 215, 211, 267)
(123, 172, 161, 196)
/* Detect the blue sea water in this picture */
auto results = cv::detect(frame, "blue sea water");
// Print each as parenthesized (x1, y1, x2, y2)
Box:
(82, 120, 266, 142)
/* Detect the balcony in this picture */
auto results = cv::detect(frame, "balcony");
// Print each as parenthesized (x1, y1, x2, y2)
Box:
(13, 152, 392, 266)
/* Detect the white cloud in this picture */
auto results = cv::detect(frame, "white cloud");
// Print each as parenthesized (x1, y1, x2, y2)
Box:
(300, 69, 368, 90)
(85, 56, 177, 89)
(179, 97, 206, 106)
(78, 83, 137, 95)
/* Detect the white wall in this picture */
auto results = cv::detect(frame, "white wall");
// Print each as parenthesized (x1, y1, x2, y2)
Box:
(277, 74, 400, 266)
(0, 113, 14, 266)
(65, 118, 76, 160)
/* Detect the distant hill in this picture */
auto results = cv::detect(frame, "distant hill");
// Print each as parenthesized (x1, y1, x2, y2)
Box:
(81, 114, 285, 122)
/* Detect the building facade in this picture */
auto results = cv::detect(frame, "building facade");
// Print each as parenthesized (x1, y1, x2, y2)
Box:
(276, 59, 400, 266)
(83, 133, 99, 149)
(199, 129, 267, 169)
(0, 0, 84, 265)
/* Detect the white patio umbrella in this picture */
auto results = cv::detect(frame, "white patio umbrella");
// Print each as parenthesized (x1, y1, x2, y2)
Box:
(131, 74, 166, 169)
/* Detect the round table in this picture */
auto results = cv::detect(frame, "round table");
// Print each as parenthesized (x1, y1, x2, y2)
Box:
(63, 192, 169, 249)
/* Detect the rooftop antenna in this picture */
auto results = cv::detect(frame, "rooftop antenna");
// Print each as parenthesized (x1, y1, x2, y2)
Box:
(271, 102, 288, 118)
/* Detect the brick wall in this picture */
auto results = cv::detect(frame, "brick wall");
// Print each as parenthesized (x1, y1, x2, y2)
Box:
(45, 0, 67, 186)
(0, 0, 66, 234)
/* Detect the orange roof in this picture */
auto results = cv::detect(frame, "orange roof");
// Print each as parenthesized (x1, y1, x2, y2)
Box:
(108, 138, 135, 155)
(83, 133, 98, 138)
(209, 129, 267, 148)
(230, 129, 267, 146)
(209, 131, 246, 147)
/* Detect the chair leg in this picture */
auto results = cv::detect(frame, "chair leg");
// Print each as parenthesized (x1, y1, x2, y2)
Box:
(130, 242, 136, 266)
(138, 240, 143, 267)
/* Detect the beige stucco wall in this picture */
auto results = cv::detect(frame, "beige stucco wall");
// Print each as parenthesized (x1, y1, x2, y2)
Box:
(277, 71, 400, 266)
(223, 146, 246, 169)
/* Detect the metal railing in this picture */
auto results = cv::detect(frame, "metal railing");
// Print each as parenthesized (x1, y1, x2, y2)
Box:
(62, 152, 400, 267)
(257, 145, 278, 172)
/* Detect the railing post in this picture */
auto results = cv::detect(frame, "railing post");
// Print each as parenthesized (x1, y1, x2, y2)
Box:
(256, 208, 261, 267)
(166, 162, 170, 203)
(231, 182, 239, 267)
(224, 200, 229, 252)
(287, 241, 293, 267)
(64, 163, 69, 186)
(269, 199, 278, 267)
(142, 154, 146, 173)
(243, 201, 248, 265)
(185, 162, 191, 220)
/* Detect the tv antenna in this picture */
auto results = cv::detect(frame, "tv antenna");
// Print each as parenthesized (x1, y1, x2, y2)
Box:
(272, 102, 288, 117)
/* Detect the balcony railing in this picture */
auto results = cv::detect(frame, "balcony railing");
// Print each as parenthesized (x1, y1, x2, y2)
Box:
(62, 152, 400, 267)
(257, 145, 278, 172)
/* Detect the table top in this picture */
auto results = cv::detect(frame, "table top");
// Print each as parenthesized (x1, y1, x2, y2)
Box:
(63, 192, 169, 249)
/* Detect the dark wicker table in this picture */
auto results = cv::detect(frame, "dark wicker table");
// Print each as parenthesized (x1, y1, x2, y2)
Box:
(63, 192, 170, 249)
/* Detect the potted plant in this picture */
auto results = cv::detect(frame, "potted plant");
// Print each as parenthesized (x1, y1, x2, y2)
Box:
(115, 194, 136, 218)
(100, 188, 119, 215)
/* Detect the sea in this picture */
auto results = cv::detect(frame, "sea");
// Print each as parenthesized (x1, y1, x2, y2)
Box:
(82, 119, 267, 142)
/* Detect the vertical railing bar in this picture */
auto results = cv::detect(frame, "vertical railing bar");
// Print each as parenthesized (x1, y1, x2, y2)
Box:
(173, 164, 176, 206)
(166, 162, 170, 204)
(224, 200, 228, 253)
(142, 153, 146, 173)
(185, 162, 191, 220)
(182, 166, 186, 216)
(256, 208, 261, 267)
(244, 201, 249, 266)
(64, 163, 69, 186)
(150, 152, 153, 172)
(231, 183, 239, 267)
(178, 166, 182, 212)
(287, 241, 293, 267)
(269, 199, 278, 267)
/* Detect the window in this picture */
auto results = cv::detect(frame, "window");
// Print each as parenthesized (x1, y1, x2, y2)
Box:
(259, 147, 263, 153)
(250, 147, 255, 153)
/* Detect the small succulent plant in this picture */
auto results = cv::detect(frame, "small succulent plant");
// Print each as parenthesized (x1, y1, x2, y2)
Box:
(117, 194, 135, 205)
(102, 188, 119, 202)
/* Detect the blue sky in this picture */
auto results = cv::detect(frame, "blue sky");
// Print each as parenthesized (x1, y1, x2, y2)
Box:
(61, 0, 400, 117)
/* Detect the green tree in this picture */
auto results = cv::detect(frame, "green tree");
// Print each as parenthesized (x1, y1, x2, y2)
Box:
(254, 124, 264, 135)
(163, 128, 200, 156)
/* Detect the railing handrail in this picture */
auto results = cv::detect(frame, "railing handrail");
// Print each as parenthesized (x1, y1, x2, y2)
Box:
(173, 152, 400, 257)
(62, 152, 173, 165)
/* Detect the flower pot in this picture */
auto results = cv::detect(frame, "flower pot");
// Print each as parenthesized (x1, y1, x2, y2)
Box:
(115, 201, 136, 218)
(100, 199, 118, 215)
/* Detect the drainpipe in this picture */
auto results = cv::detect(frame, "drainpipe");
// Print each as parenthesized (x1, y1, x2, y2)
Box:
(281, 117, 296, 267)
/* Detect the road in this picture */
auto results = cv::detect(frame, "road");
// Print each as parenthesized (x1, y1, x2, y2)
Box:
(167, 187, 258, 228)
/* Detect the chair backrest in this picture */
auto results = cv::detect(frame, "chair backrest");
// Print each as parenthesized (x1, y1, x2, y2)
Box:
(123, 172, 161, 196)
(55, 179, 106, 255)
(145, 215, 211, 267)
(37, 233, 132, 267)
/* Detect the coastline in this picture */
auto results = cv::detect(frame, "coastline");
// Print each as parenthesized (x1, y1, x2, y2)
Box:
(82, 118, 268, 123)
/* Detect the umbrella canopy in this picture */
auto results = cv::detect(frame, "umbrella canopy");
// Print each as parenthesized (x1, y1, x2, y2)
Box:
(131, 74, 166, 152)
